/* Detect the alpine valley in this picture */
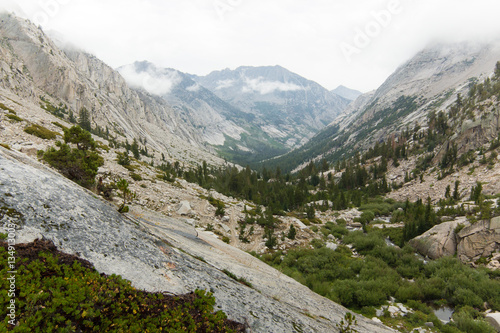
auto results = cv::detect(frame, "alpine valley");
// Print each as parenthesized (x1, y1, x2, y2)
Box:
(1, 12, 500, 333)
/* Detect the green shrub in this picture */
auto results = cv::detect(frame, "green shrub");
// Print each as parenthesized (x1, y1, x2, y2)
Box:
(322, 221, 349, 239)
(221, 269, 253, 288)
(0, 240, 243, 332)
(130, 173, 143, 181)
(116, 151, 131, 166)
(42, 126, 103, 188)
(24, 124, 59, 140)
(6, 114, 23, 122)
(52, 121, 68, 131)
(452, 307, 496, 333)
(0, 102, 15, 113)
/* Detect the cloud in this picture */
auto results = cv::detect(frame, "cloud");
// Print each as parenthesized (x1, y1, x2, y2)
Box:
(243, 77, 303, 95)
(215, 79, 235, 90)
(186, 84, 200, 92)
(118, 64, 181, 96)
(3, 0, 500, 92)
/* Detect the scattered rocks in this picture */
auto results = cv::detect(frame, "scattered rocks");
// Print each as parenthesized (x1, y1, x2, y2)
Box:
(375, 301, 412, 319)
(0, 148, 396, 333)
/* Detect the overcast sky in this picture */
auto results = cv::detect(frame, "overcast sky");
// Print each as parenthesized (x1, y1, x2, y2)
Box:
(2, 0, 500, 92)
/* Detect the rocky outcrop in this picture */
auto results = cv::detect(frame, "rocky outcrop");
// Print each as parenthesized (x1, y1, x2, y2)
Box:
(409, 216, 500, 265)
(0, 147, 396, 333)
(457, 217, 500, 263)
(486, 312, 500, 332)
(409, 218, 468, 260)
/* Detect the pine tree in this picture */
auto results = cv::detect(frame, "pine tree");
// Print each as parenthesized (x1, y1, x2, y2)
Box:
(78, 107, 92, 132)
(131, 138, 140, 160)
(287, 224, 296, 240)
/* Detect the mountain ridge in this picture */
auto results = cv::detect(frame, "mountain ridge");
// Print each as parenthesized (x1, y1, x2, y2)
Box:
(268, 41, 500, 173)
(118, 61, 352, 165)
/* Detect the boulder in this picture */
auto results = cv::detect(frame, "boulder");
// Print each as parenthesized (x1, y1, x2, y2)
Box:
(175, 201, 192, 215)
(326, 242, 338, 251)
(219, 223, 231, 234)
(486, 312, 500, 332)
(409, 218, 468, 259)
(457, 219, 500, 263)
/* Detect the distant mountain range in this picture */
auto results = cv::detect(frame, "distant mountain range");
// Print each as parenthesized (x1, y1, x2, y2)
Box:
(3, 11, 500, 180)
(118, 63, 352, 165)
(331, 85, 362, 101)
(265, 41, 500, 172)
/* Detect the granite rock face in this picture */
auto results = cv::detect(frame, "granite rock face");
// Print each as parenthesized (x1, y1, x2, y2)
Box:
(409, 216, 500, 266)
(485, 312, 500, 332)
(0, 13, 223, 167)
(409, 218, 468, 260)
(0, 148, 396, 333)
(457, 218, 500, 263)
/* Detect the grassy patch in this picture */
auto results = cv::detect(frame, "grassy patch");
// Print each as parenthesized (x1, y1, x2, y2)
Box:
(24, 124, 59, 140)
(52, 122, 68, 131)
(5, 114, 23, 122)
(0, 102, 15, 113)
(222, 269, 253, 288)
(130, 173, 143, 181)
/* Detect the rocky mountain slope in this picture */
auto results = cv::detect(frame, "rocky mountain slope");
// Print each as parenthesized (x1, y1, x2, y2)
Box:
(0, 144, 395, 333)
(117, 61, 248, 148)
(331, 85, 362, 101)
(117, 62, 352, 166)
(268, 41, 500, 173)
(0, 13, 223, 167)
(191, 65, 351, 164)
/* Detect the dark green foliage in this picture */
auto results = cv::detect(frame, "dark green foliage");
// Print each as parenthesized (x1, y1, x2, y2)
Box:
(221, 269, 253, 288)
(0, 102, 15, 113)
(0, 240, 244, 332)
(399, 197, 439, 242)
(440, 143, 458, 170)
(41, 126, 103, 189)
(68, 110, 76, 123)
(259, 227, 500, 333)
(336, 312, 359, 333)
(24, 124, 59, 140)
(5, 114, 23, 122)
(470, 182, 483, 203)
(264, 229, 277, 249)
(130, 173, 142, 181)
(64, 126, 95, 150)
(287, 224, 296, 240)
(40, 97, 68, 118)
(116, 178, 131, 212)
(78, 107, 92, 132)
(131, 138, 140, 160)
(116, 151, 131, 166)
(208, 197, 225, 218)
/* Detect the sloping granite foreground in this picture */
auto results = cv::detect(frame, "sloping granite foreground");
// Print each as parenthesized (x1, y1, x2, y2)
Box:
(0, 148, 395, 333)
